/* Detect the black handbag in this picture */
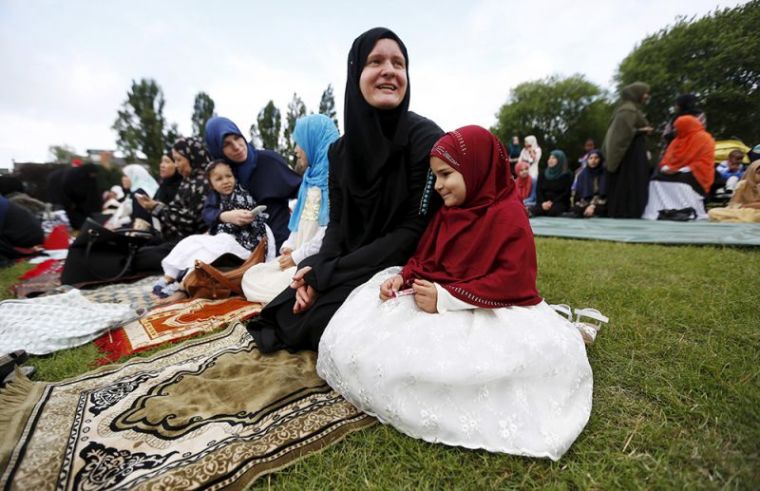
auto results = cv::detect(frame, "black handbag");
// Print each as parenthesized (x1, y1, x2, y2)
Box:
(61, 218, 156, 285)
(657, 207, 697, 222)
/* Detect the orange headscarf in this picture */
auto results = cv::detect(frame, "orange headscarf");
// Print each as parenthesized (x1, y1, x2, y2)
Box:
(659, 115, 715, 193)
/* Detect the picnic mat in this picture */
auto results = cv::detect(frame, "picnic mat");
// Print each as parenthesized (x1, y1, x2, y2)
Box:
(0, 323, 375, 489)
(529, 217, 760, 246)
(95, 297, 262, 364)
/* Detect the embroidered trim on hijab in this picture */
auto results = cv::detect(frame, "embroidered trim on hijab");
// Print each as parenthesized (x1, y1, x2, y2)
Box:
(401, 125, 541, 308)
(289, 114, 340, 231)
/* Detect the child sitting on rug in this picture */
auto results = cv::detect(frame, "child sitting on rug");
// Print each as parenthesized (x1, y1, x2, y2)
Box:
(154, 160, 273, 301)
(241, 114, 339, 304)
(317, 126, 599, 460)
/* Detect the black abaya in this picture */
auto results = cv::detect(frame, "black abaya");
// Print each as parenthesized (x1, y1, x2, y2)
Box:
(606, 134, 650, 218)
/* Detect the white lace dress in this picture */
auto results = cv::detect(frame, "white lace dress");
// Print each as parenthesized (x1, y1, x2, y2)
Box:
(317, 267, 593, 460)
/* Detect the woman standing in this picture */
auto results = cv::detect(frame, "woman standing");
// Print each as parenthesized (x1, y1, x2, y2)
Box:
(204, 117, 301, 250)
(246, 27, 443, 353)
(602, 82, 653, 218)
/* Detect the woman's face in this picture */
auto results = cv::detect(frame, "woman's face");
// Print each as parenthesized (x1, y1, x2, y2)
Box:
(159, 155, 177, 179)
(121, 175, 132, 189)
(431, 156, 466, 207)
(587, 153, 600, 168)
(172, 149, 192, 178)
(547, 155, 558, 168)
(294, 145, 309, 174)
(359, 38, 407, 110)
(222, 134, 248, 163)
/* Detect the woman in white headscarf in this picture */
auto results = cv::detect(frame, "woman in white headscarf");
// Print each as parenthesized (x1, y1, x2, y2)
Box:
(518, 135, 542, 179)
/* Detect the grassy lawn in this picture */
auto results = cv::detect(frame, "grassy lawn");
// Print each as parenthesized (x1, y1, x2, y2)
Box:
(2, 238, 758, 489)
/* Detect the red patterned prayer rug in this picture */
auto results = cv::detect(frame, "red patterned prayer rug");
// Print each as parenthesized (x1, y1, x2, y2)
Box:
(11, 259, 65, 298)
(95, 297, 262, 364)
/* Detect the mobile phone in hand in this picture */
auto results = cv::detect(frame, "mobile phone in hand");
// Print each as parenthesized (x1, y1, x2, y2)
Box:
(251, 205, 267, 217)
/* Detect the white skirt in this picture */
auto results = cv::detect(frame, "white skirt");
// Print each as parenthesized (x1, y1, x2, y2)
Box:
(241, 260, 296, 304)
(161, 233, 250, 278)
(642, 180, 707, 220)
(317, 267, 593, 460)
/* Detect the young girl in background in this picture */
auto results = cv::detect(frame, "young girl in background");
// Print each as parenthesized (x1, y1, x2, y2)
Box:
(241, 114, 339, 304)
(514, 161, 536, 208)
(154, 160, 272, 300)
(317, 126, 594, 460)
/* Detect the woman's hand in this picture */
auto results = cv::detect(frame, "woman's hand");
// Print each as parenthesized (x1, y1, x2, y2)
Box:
(278, 251, 296, 270)
(639, 126, 654, 135)
(135, 194, 157, 211)
(379, 275, 404, 301)
(412, 279, 438, 313)
(583, 204, 596, 217)
(541, 200, 552, 211)
(220, 209, 255, 226)
(290, 266, 316, 314)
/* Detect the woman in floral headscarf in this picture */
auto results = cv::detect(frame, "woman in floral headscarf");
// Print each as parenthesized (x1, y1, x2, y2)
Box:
(135, 137, 211, 241)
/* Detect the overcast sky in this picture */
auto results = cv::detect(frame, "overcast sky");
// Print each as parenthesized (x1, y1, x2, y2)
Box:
(0, 0, 746, 169)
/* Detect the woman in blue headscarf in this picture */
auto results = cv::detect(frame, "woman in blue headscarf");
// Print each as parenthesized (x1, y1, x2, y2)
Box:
(241, 114, 340, 304)
(204, 117, 302, 250)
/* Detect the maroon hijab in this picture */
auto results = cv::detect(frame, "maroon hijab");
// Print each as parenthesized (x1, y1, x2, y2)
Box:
(401, 125, 542, 308)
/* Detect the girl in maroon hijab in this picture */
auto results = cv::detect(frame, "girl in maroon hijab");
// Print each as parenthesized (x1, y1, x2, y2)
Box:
(317, 126, 595, 460)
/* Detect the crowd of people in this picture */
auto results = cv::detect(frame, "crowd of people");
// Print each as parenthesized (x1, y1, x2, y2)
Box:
(1, 26, 758, 464)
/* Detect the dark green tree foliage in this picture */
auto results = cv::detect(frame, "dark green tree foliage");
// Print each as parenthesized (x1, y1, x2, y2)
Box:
(112, 79, 167, 172)
(283, 93, 308, 167)
(492, 75, 613, 167)
(257, 100, 282, 152)
(191, 92, 216, 139)
(164, 123, 181, 156)
(616, 1, 760, 144)
(319, 84, 339, 131)
(48, 144, 79, 163)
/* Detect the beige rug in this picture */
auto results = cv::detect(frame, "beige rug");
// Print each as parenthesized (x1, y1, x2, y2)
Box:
(0, 323, 374, 490)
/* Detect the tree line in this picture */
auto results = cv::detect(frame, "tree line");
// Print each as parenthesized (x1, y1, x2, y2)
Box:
(112, 82, 338, 174)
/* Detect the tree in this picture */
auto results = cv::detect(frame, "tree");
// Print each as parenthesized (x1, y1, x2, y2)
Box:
(616, 1, 760, 145)
(164, 123, 181, 155)
(283, 93, 308, 167)
(492, 75, 613, 168)
(191, 92, 216, 139)
(48, 144, 79, 163)
(319, 84, 339, 131)
(112, 78, 167, 173)
(257, 100, 282, 152)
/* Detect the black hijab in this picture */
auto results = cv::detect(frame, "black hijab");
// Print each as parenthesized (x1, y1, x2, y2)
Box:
(330, 27, 439, 250)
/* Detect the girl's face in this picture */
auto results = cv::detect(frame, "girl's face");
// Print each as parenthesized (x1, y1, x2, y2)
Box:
(172, 149, 192, 178)
(547, 155, 558, 168)
(121, 175, 132, 189)
(209, 163, 236, 196)
(587, 153, 600, 168)
(430, 156, 466, 207)
(222, 134, 247, 163)
(518, 166, 530, 179)
(159, 155, 177, 179)
(359, 38, 407, 110)
(294, 144, 308, 174)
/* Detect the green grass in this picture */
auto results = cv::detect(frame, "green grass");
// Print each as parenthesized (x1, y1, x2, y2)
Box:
(2, 238, 758, 489)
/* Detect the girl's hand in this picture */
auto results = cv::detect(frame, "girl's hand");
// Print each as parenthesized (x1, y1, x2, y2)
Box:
(135, 194, 157, 211)
(379, 275, 404, 301)
(221, 209, 254, 226)
(412, 279, 438, 313)
(278, 253, 296, 270)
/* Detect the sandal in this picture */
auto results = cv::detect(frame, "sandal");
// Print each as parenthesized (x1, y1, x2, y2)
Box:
(550, 304, 573, 321)
(574, 308, 609, 344)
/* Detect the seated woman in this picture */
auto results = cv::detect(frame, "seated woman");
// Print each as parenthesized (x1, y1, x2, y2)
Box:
(573, 149, 607, 218)
(514, 161, 536, 208)
(127, 154, 182, 230)
(708, 160, 760, 223)
(135, 137, 210, 241)
(0, 196, 44, 267)
(317, 126, 593, 460)
(154, 160, 271, 301)
(106, 164, 159, 229)
(245, 27, 443, 353)
(204, 117, 301, 251)
(242, 114, 339, 304)
(642, 115, 715, 220)
(531, 150, 572, 217)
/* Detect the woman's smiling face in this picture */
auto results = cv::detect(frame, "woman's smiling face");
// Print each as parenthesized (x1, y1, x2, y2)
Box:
(359, 38, 407, 110)
(222, 134, 248, 163)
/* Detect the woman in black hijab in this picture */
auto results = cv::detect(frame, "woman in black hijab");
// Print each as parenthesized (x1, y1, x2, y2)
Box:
(247, 27, 443, 353)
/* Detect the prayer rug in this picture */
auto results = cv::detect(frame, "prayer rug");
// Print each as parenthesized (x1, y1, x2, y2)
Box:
(0, 323, 375, 489)
(94, 297, 262, 364)
(11, 259, 64, 298)
(529, 216, 760, 246)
